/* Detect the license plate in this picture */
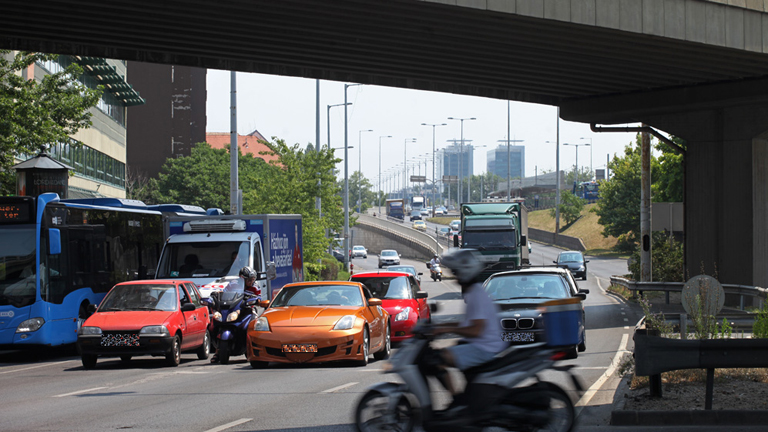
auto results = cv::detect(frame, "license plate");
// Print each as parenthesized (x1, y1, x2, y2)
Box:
(282, 344, 318, 353)
(101, 334, 140, 347)
(502, 332, 534, 342)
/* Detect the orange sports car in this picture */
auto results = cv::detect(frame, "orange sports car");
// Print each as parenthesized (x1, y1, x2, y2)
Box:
(246, 281, 390, 368)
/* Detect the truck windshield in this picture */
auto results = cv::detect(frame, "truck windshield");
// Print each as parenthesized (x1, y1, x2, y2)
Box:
(0, 227, 37, 308)
(462, 230, 517, 250)
(156, 241, 250, 278)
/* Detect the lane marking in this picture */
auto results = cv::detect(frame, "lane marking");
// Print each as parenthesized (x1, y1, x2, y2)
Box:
(321, 382, 358, 393)
(574, 333, 629, 415)
(53, 386, 108, 398)
(575, 366, 610, 370)
(204, 418, 252, 432)
(0, 360, 76, 375)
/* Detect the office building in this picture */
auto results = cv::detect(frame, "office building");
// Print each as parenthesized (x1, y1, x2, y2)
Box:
(487, 145, 525, 180)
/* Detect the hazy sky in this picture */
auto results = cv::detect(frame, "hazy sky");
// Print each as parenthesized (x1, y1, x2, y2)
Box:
(206, 69, 640, 184)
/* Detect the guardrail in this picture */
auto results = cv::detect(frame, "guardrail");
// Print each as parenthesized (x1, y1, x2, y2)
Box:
(356, 214, 446, 257)
(609, 276, 768, 311)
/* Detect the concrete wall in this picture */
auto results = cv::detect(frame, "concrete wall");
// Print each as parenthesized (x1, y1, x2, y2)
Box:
(351, 224, 435, 262)
(528, 227, 587, 251)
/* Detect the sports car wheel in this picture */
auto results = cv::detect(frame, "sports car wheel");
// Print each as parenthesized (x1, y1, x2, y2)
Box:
(357, 328, 370, 366)
(166, 335, 181, 367)
(197, 331, 211, 360)
(373, 325, 391, 361)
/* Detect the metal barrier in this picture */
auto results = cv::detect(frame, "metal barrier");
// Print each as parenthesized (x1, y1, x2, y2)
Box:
(356, 214, 446, 256)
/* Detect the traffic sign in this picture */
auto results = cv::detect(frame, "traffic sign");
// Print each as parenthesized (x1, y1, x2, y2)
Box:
(442, 175, 457, 183)
(410, 175, 426, 182)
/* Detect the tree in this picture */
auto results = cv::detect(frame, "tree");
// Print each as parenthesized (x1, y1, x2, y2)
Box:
(0, 51, 102, 194)
(347, 171, 376, 213)
(549, 190, 585, 226)
(652, 136, 685, 203)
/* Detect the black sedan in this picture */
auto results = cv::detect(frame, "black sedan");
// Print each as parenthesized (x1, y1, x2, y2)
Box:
(554, 250, 589, 280)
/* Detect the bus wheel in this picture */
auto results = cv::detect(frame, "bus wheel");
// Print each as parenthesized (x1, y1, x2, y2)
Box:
(82, 355, 97, 369)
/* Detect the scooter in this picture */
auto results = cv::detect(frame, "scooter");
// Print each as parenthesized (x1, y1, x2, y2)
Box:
(355, 322, 583, 432)
(205, 290, 258, 364)
(426, 262, 442, 282)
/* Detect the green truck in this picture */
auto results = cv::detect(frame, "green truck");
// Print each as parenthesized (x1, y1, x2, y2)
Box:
(453, 202, 529, 277)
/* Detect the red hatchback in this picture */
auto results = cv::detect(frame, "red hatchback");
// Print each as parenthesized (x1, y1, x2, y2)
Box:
(350, 271, 430, 342)
(77, 280, 211, 369)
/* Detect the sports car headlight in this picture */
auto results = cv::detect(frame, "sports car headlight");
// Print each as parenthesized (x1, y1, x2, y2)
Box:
(16, 318, 44, 333)
(140, 325, 169, 336)
(213, 311, 222, 321)
(77, 325, 102, 336)
(333, 315, 357, 330)
(394, 307, 412, 322)
(253, 317, 270, 331)
(226, 310, 240, 322)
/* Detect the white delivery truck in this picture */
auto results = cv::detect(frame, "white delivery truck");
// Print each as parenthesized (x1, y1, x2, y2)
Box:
(155, 213, 303, 300)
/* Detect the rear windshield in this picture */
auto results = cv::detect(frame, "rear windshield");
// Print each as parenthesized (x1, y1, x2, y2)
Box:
(352, 276, 410, 300)
(484, 274, 569, 301)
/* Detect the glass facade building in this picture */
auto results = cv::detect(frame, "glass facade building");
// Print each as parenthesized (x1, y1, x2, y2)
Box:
(487, 145, 525, 180)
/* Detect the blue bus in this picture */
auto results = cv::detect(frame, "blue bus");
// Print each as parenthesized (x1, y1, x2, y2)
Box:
(573, 181, 599, 203)
(0, 193, 205, 349)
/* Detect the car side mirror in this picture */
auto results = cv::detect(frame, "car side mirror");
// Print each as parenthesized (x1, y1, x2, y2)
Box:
(259, 300, 270, 308)
(417, 272, 423, 276)
(579, 289, 590, 295)
(181, 303, 196, 312)
(585, 260, 590, 263)
(368, 298, 382, 307)
(575, 293, 587, 301)
(415, 291, 428, 299)
(553, 260, 557, 264)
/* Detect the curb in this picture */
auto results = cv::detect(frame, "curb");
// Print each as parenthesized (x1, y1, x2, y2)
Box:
(611, 409, 768, 426)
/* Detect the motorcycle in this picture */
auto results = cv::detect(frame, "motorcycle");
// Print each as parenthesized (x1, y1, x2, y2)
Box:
(205, 290, 259, 364)
(426, 262, 442, 282)
(354, 322, 583, 432)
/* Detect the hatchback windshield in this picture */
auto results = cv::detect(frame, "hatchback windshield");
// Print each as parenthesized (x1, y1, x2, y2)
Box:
(386, 266, 416, 278)
(352, 276, 410, 300)
(271, 284, 363, 307)
(484, 274, 569, 301)
(558, 253, 584, 263)
(100, 284, 178, 311)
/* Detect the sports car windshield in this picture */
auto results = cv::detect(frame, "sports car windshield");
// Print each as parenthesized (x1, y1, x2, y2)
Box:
(484, 274, 569, 301)
(352, 276, 410, 300)
(99, 284, 178, 311)
(271, 285, 364, 307)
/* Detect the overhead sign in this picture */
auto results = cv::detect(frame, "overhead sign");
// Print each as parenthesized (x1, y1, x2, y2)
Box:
(442, 175, 458, 183)
(596, 169, 606, 180)
(410, 175, 426, 182)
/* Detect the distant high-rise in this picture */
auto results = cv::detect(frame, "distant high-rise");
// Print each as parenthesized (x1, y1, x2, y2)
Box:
(487, 145, 525, 180)
(436, 143, 473, 181)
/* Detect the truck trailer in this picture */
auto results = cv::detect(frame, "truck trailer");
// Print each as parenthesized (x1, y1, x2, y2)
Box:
(156, 213, 303, 300)
(385, 199, 405, 220)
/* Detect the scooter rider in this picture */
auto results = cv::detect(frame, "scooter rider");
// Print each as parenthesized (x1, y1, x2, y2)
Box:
(211, 266, 260, 363)
(429, 248, 507, 398)
(429, 254, 441, 268)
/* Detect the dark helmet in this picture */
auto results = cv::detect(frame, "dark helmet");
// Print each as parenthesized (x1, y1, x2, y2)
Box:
(440, 248, 483, 284)
(239, 266, 257, 279)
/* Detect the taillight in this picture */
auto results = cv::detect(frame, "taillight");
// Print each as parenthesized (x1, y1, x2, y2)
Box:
(550, 351, 568, 361)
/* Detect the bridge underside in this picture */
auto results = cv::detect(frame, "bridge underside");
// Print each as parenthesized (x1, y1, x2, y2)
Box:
(2, 0, 768, 285)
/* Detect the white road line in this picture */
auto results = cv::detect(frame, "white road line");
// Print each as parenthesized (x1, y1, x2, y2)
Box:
(321, 382, 358, 393)
(52, 386, 108, 398)
(203, 418, 252, 432)
(575, 366, 610, 370)
(574, 333, 629, 415)
(0, 360, 75, 375)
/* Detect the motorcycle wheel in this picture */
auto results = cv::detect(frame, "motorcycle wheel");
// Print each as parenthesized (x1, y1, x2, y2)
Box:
(505, 382, 575, 432)
(218, 341, 231, 365)
(355, 389, 415, 432)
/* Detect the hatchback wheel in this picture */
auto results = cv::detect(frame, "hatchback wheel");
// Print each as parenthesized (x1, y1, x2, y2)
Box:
(197, 331, 210, 360)
(166, 335, 181, 367)
(82, 354, 97, 370)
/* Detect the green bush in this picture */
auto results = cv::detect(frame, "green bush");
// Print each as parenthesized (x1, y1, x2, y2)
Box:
(319, 256, 339, 281)
(628, 232, 684, 282)
(753, 302, 768, 338)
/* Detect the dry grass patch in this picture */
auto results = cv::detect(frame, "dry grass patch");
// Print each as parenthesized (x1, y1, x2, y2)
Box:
(630, 368, 768, 390)
(528, 204, 619, 251)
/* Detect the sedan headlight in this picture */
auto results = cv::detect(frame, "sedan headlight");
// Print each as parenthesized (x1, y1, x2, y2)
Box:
(394, 307, 412, 322)
(77, 325, 102, 336)
(226, 310, 240, 322)
(253, 316, 270, 331)
(577, 266, 585, 271)
(140, 325, 170, 336)
(333, 315, 357, 330)
(16, 318, 44, 333)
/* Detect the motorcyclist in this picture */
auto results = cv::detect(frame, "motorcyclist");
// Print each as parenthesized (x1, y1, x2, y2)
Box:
(211, 266, 260, 363)
(429, 254, 441, 268)
(429, 248, 507, 400)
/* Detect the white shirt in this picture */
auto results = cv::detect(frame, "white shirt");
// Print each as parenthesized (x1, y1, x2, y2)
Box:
(462, 283, 508, 353)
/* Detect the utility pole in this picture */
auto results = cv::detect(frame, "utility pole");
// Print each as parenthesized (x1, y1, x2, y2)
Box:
(641, 127, 652, 281)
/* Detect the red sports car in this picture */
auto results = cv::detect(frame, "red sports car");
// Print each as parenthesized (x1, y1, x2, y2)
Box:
(77, 280, 211, 369)
(350, 271, 430, 342)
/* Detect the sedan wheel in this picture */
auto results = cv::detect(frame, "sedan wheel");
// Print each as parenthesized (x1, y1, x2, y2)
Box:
(166, 335, 181, 367)
(373, 325, 391, 361)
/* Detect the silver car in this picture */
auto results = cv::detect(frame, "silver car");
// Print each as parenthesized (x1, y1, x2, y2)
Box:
(378, 249, 401, 268)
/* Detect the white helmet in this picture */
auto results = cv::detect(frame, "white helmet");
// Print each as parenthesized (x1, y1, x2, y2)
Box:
(440, 248, 484, 284)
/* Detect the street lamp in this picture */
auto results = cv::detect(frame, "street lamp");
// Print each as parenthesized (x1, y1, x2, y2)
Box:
(563, 142, 590, 183)
(343, 84, 363, 272)
(403, 138, 416, 206)
(378, 135, 393, 215)
(580, 137, 593, 180)
(448, 117, 476, 205)
(358, 129, 373, 213)
(421, 123, 447, 218)
(323, 102, 351, 218)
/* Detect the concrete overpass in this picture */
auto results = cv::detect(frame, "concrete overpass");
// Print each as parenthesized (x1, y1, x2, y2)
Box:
(2, 0, 768, 286)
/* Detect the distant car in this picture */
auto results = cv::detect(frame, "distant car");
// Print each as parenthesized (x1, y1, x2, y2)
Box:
(449, 219, 461, 231)
(412, 220, 427, 231)
(352, 245, 368, 259)
(436, 206, 447, 215)
(385, 265, 423, 285)
(447, 205, 456, 211)
(378, 249, 401, 268)
(554, 251, 589, 280)
(438, 227, 451, 238)
(410, 210, 422, 221)
(332, 248, 345, 263)
(483, 267, 588, 358)
(77, 280, 211, 369)
(351, 271, 430, 342)
(420, 209, 430, 217)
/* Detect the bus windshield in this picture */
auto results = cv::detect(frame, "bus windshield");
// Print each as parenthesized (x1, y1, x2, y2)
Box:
(0, 226, 36, 308)
(156, 241, 251, 278)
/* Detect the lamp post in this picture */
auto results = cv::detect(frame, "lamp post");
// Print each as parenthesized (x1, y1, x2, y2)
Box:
(378, 135, 393, 215)
(563, 142, 590, 183)
(580, 137, 593, 180)
(448, 117, 476, 206)
(324, 102, 351, 219)
(421, 123, 447, 218)
(403, 138, 416, 206)
(358, 129, 373, 213)
(343, 84, 363, 272)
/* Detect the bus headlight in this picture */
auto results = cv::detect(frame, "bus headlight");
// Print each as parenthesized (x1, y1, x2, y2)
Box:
(140, 325, 169, 336)
(16, 318, 44, 333)
(77, 326, 102, 336)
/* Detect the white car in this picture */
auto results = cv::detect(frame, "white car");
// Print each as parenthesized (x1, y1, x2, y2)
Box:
(352, 245, 368, 259)
(420, 209, 430, 216)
